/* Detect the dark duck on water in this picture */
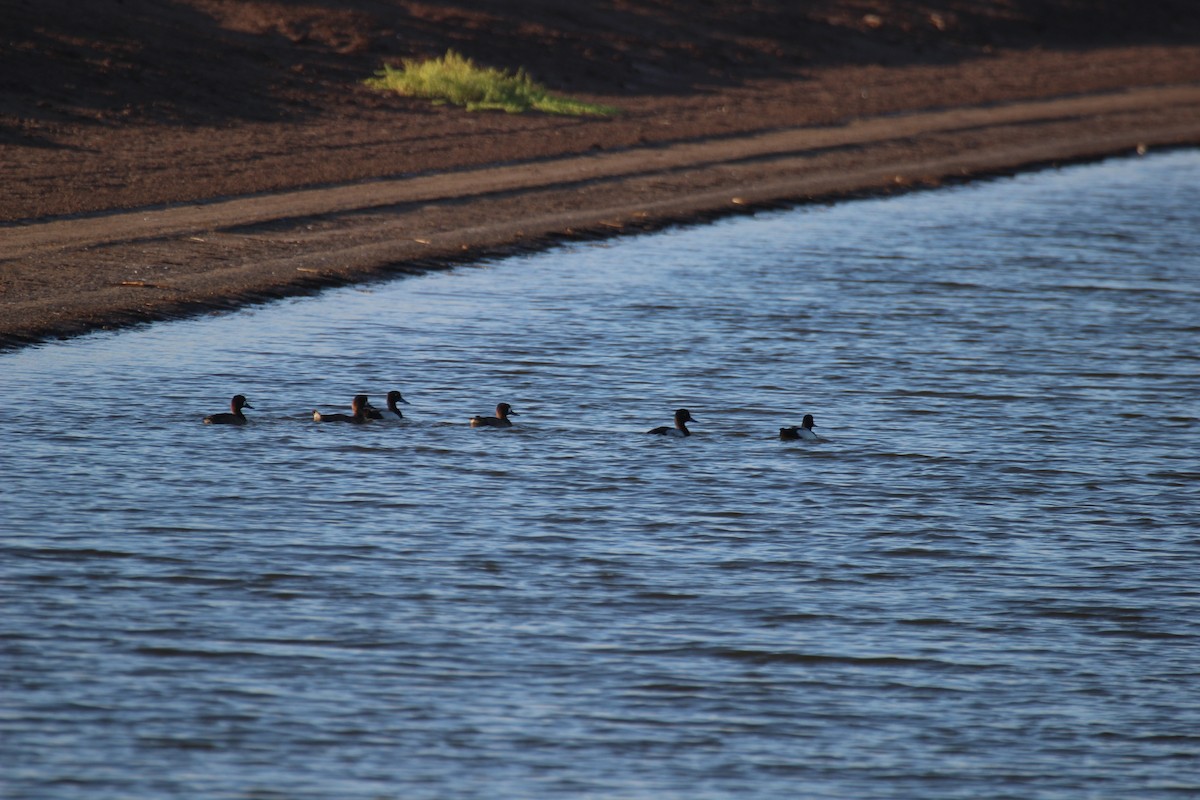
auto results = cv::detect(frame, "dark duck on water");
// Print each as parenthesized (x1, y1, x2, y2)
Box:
(647, 408, 695, 437)
(313, 394, 374, 424)
(204, 394, 252, 425)
(780, 414, 818, 440)
(470, 402, 519, 428)
(369, 390, 411, 420)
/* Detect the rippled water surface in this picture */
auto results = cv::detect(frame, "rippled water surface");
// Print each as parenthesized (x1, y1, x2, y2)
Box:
(3, 151, 1199, 799)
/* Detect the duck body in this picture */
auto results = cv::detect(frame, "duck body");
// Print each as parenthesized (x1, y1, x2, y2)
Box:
(780, 414, 818, 441)
(648, 408, 695, 437)
(470, 402, 519, 428)
(204, 394, 252, 425)
(314, 394, 373, 424)
(368, 390, 410, 420)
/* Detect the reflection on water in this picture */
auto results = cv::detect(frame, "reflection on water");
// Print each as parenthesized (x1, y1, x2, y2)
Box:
(2, 151, 1199, 799)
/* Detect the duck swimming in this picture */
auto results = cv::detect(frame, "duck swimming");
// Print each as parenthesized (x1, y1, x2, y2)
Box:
(647, 408, 695, 437)
(313, 394, 373, 424)
(368, 390, 411, 420)
(204, 394, 252, 425)
(470, 403, 519, 428)
(780, 414, 818, 441)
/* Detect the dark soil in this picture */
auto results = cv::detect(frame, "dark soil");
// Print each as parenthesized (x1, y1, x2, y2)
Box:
(3, 1, 1200, 348)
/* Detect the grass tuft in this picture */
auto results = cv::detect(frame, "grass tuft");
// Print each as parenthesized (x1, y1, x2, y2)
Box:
(365, 50, 618, 117)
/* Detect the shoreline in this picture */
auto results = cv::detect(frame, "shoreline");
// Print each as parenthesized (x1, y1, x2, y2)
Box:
(5, 52, 1200, 351)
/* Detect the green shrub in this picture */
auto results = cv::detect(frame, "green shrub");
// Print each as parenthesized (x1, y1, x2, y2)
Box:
(364, 50, 618, 117)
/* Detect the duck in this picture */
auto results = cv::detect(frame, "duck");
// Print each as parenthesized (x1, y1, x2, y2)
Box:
(368, 390, 411, 420)
(647, 408, 695, 437)
(780, 414, 818, 441)
(470, 402, 519, 428)
(204, 394, 252, 425)
(313, 394, 373, 424)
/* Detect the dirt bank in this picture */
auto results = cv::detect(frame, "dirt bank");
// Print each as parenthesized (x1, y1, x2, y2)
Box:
(3, 2, 1200, 349)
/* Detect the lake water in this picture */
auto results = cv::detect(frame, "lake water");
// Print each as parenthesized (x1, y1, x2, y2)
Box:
(2, 150, 1198, 799)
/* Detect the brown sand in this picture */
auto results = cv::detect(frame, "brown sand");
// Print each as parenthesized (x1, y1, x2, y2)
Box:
(4, 1, 1200, 349)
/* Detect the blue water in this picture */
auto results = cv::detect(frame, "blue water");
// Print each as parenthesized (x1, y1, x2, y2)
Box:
(2, 150, 1199, 799)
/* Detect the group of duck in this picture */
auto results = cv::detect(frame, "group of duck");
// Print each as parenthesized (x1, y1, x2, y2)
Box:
(203, 393, 820, 440)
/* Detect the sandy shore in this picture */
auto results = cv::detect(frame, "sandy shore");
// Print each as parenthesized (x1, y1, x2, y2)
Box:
(4, 3, 1200, 350)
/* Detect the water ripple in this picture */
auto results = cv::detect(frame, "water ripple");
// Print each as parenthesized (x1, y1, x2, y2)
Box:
(2, 151, 1199, 799)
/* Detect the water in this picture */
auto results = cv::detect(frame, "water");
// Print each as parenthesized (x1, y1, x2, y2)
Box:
(2, 150, 1199, 799)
